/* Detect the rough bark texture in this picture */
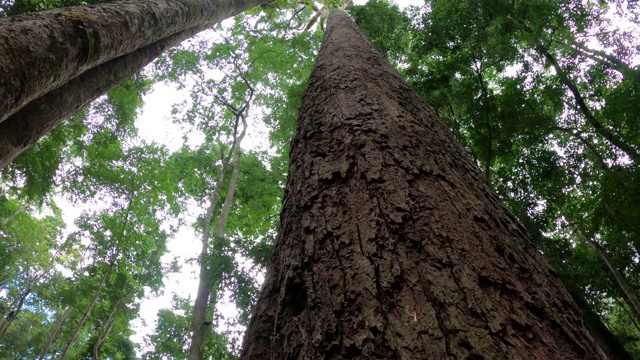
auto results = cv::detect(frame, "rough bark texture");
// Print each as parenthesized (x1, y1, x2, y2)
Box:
(241, 10, 604, 360)
(0, 26, 199, 169)
(0, 0, 269, 124)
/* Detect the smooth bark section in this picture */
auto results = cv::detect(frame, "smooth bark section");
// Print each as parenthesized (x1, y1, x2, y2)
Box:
(190, 123, 246, 360)
(0, 0, 269, 123)
(0, 26, 198, 169)
(241, 10, 603, 359)
(190, 168, 227, 360)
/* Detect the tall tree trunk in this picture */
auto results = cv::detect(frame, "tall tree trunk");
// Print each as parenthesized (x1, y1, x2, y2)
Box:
(0, 26, 195, 169)
(567, 217, 640, 325)
(190, 122, 247, 360)
(190, 194, 221, 360)
(39, 306, 73, 360)
(0, 0, 270, 169)
(241, 10, 604, 359)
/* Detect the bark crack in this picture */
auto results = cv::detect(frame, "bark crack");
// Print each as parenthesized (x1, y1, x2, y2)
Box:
(330, 217, 348, 350)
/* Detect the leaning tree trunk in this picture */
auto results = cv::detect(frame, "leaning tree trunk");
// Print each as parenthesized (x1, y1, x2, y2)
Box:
(0, 26, 196, 169)
(39, 306, 73, 360)
(241, 10, 604, 359)
(587, 238, 640, 322)
(567, 288, 633, 360)
(0, 0, 270, 168)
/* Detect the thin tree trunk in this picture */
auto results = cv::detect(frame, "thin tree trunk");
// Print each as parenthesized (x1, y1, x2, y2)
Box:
(538, 47, 640, 163)
(59, 261, 115, 360)
(241, 10, 604, 359)
(0, 247, 63, 339)
(189, 161, 231, 360)
(0, 203, 27, 225)
(567, 288, 633, 360)
(214, 123, 246, 239)
(39, 306, 73, 360)
(570, 42, 636, 77)
(566, 217, 640, 325)
(59, 191, 134, 359)
(92, 296, 125, 360)
(0, 0, 270, 124)
(613, 297, 640, 334)
(587, 238, 640, 322)
(190, 118, 247, 360)
(0, 287, 30, 338)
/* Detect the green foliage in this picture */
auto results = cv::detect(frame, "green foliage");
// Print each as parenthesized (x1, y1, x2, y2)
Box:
(3, 0, 640, 356)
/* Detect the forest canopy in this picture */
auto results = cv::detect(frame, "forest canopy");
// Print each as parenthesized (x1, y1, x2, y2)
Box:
(1, 0, 639, 358)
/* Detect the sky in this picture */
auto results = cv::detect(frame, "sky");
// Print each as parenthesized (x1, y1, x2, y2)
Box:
(96, 0, 425, 350)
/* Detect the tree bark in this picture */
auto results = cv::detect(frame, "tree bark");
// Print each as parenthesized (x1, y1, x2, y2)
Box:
(0, 26, 197, 169)
(0, 0, 270, 169)
(0, 0, 269, 123)
(241, 10, 604, 359)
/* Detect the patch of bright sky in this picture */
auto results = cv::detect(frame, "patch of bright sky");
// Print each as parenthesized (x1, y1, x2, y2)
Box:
(130, 0, 425, 349)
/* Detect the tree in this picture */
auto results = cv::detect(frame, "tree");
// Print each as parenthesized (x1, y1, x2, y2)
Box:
(395, 0, 640, 353)
(241, 9, 604, 359)
(0, 0, 272, 168)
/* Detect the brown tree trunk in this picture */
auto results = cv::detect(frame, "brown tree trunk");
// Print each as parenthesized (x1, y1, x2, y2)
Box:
(93, 296, 125, 360)
(241, 10, 604, 359)
(0, 0, 270, 169)
(0, 287, 30, 338)
(0, 26, 197, 169)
